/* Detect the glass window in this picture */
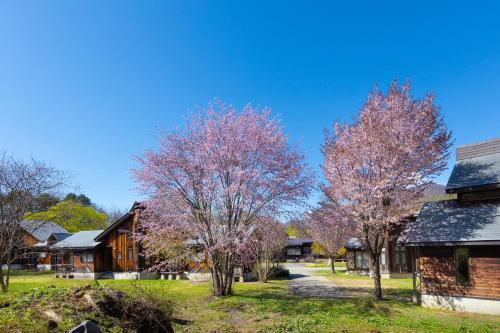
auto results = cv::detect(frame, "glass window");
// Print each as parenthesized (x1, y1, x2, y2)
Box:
(81, 253, 93, 263)
(355, 251, 369, 269)
(395, 246, 406, 266)
(380, 248, 386, 266)
(287, 248, 301, 256)
(456, 248, 469, 284)
(127, 247, 133, 261)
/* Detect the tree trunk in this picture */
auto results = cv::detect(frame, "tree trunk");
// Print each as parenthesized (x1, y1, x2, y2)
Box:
(5, 261, 10, 290)
(371, 254, 382, 300)
(210, 253, 234, 296)
(0, 265, 6, 293)
(263, 258, 269, 283)
(329, 256, 335, 274)
(0, 254, 11, 293)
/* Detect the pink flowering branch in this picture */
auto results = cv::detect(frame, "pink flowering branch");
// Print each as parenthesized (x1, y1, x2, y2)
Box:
(133, 100, 314, 295)
(322, 81, 452, 299)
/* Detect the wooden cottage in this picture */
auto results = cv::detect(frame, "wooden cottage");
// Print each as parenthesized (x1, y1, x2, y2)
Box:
(17, 220, 69, 271)
(50, 202, 155, 279)
(285, 237, 313, 260)
(50, 230, 104, 278)
(399, 138, 500, 315)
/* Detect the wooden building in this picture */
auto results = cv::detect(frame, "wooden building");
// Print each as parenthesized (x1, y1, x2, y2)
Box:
(284, 237, 313, 260)
(49, 202, 155, 279)
(50, 230, 104, 278)
(17, 220, 69, 271)
(344, 217, 416, 279)
(399, 138, 500, 315)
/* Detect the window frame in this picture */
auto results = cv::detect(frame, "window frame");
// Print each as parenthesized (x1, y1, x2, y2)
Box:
(354, 251, 369, 270)
(455, 247, 470, 285)
(380, 248, 386, 266)
(127, 247, 134, 261)
(81, 252, 94, 263)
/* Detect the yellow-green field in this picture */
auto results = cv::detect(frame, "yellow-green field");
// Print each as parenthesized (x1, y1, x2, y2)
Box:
(0, 271, 499, 333)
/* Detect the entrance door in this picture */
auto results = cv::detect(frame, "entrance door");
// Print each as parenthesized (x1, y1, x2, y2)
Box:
(102, 247, 113, 271)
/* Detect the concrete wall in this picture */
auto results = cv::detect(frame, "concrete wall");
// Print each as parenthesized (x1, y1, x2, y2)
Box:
(2, 264, 24, 270)
(381, 272, 412, 279)
(421, 294, 500, 315)
(185, 272, 211, 282)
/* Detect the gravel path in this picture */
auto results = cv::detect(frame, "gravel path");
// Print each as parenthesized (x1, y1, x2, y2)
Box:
(285, 263, 343, 298)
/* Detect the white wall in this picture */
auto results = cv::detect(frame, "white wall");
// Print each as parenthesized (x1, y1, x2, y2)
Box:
(421, 294, 500, 315)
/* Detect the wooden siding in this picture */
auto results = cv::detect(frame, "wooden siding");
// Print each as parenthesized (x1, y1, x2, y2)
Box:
(23, 232, 39, 247)
(101, 212, 138, 272)
(420, 246, 500, 299)
(456, 138, 500, 160)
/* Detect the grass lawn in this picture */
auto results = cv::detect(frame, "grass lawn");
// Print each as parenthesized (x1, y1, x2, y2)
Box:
(315, 269, 414, 298)
(0, 271, 499, 332)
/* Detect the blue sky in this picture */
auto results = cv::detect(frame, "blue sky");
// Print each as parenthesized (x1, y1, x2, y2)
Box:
(1, 1, 499, 210)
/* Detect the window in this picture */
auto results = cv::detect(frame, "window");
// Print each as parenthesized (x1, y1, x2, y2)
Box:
(380, 248, 386, 266)
(455, 248, 469, 284)
(355, 251, 369, 269)
(81, 253, 93, 263)
(127, 247, 133, 261)
(287, 248, 301, 256)
(395, 246, 406, 266)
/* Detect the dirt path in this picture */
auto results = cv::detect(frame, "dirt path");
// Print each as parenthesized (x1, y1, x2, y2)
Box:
(285, 263, 343, 298)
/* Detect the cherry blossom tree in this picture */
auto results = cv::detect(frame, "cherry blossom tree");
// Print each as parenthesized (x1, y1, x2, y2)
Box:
(309, 201, 357, 273)
(250, 218, 288, 282)
(134, 101, 313, 296)
(322, 81, 452, 300)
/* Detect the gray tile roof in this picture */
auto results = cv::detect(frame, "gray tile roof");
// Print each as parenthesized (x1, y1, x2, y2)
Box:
(50, 230, 103, 249)
(446, 152, 500, 191)
(51, 232, 73, 242)
(20, 220, 68, 242)
(399, 200, 500, 245)
(287, 237, 313, 246)
(344, 238, 364, 250)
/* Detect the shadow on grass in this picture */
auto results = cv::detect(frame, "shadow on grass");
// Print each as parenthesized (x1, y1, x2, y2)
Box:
(230, 282, 417, 319)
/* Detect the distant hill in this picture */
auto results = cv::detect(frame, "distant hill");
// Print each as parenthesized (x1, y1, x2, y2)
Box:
(422, 183, 455, 202)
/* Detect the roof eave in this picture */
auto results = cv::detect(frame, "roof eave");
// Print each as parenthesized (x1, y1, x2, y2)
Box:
(401, 240, 500, 246)
(50, 245, 99, 250)
(446, 182, 500, 194)
(94, 212, 132, 241)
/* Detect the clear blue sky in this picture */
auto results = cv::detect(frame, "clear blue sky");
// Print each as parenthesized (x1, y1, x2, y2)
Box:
(1, 1, 499, 210)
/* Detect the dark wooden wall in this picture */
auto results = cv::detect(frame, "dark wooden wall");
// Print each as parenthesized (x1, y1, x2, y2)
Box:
(101, 213, 138, 272)
(419, 245, 500, 299)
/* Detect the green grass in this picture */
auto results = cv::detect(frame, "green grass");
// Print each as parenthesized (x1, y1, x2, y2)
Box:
(0, 271, 499, 332)
(315, 269, 415, 299)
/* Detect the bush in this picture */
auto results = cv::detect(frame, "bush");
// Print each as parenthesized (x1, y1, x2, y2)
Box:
(267, 264, 289, 279)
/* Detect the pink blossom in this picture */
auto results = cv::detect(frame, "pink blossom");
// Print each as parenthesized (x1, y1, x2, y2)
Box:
(322, 81, 452, 299)
(133, 100, 314, 295)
